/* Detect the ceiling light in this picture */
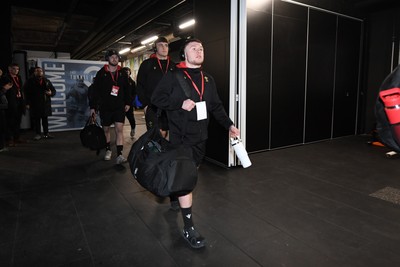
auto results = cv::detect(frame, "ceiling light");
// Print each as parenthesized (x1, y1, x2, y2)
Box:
(131, 46, 146, 53)
(119, 47, 130, 54)
(179, 19, 195, 29)
(141, 36, 158, 45)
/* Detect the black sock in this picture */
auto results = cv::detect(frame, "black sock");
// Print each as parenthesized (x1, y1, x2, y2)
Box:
(170, 195, 178, 202)
(106, 142, 111, 151)
(181, 207, 194, 229)
(117, 145, 123, 156)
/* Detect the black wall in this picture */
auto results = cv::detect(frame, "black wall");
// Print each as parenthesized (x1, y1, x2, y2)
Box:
(246, 5, 272, 151)
(305, 10, 336, 142)
(247, 0, 363, 152)
(333, 17, 362, 137)
(363, 6, 400, 134)
(270, 1, 307, 148)
(194, 0, 232, 166)
(0, 3, 12, 73)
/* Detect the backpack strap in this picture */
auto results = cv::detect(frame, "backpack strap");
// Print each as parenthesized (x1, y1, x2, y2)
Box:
(174, 70, 193, 143)
(175, 71, 192, 98)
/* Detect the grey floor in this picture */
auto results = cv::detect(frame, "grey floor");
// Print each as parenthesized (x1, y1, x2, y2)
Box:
(1, 111, 400, 267)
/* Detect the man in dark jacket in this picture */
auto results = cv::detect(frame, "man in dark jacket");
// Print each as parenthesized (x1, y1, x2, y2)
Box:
(4, 63, 26, 145)
(152, 38, 240, 249)
(136, 36, 175, 137)
(24, 66, 56, 141)
(122, 67, 137, 138)
(89, 50, 132, 164)
(136, 36, 179, 210)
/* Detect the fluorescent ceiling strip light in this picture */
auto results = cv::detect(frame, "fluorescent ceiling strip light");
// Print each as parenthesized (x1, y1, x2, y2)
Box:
(179, 19, 195, 29)
(131, 45, 146, 53)
(119, 47, 130, 54)
(141, 35, 158, 45)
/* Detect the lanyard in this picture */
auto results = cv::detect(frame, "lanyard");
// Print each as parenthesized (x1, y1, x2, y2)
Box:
(157, 58, 170, 74)
(105, 65, 119, 84)
(110, 71, 119, 84)
(183, 70, 204, 101)
(11, 76, 21, 97)
(11, 76, 20, 89)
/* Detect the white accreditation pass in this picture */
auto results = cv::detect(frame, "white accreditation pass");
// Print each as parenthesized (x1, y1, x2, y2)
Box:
(196, 101, 207, 121)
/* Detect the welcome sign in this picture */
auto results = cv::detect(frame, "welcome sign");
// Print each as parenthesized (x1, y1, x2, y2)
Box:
(37, 58, 105, 131)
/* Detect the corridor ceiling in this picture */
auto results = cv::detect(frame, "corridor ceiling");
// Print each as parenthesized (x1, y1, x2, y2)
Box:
(9, 0, 399, 61)
(11, 0, 193, 60)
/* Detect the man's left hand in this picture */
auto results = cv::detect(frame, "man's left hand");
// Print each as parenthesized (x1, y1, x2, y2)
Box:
(229, 125, 240, 138)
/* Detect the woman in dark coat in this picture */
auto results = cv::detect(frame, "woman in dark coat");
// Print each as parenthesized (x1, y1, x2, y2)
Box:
(24, 67, 56, 140)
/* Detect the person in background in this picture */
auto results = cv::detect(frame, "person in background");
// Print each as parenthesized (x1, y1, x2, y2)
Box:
(89, 50, 132, 165)
(136, 36, 175, 138)
(0, 76, 14, 152)
(4, 63, 26, 146)
(136, 36, 179, 210)
(151, 38, 240, 249)
(24, 66, 56, 141)
(122, 67, 137, 139)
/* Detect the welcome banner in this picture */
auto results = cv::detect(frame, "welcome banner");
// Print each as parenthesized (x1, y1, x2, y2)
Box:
(37, 58, 105, 131)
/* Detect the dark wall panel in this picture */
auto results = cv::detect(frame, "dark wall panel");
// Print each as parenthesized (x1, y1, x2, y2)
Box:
(364, 8, 400, 134)
(0, 3, 12, 72)
(246, 5, 272, 152)
(305, 10, 337, 142)
(333, 17, 362, 137)
(270, 1, 308, 148)
(194, 0, 231, 166)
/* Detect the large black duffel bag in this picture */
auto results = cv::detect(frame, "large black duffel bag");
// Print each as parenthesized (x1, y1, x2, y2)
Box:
(80, 115, 107, 155)
(128, 126, 198, 197)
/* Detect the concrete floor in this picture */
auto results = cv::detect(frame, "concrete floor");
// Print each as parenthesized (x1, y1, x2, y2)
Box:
(1, 110, 400, 266)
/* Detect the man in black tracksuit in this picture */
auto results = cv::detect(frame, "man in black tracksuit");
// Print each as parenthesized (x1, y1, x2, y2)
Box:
(136, 36, 179, 210)
(152, 38, 240, 249)
(89, 50, 132, 165)
(136, 36, 175, 136)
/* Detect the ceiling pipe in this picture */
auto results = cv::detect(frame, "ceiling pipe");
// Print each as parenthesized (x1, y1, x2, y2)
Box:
(54, 0, 80, 50)
(73, 0, 181, 58)
(73, 0, 187, 59)
(71, 0, 139, 58)
(72, 0, 156, 59)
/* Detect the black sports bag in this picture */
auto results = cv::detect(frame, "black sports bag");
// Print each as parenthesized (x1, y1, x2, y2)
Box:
(128, 126, 198, 197)
(80, 115, 107, 155)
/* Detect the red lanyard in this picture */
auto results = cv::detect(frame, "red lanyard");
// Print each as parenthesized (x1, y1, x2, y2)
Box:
(105, 65, 119, 84)
(11, 76, 20, 89)
(183, 70, 204, 101)
(11, 76, 21, 97)
(157, 58, 170, 74)
(110, 71, 119, 84)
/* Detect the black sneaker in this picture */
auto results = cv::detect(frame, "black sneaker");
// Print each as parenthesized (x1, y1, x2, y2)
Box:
(43, 134, 54, 139)
(182, 227, 205, 248)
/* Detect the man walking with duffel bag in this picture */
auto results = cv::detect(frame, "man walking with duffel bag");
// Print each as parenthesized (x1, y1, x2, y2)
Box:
(152, 38, 240, 249)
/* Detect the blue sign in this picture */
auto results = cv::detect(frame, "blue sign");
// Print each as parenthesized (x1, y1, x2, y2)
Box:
(37, 58, 105, 131)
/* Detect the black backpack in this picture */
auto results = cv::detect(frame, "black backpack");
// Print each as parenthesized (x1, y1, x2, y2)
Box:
(80, 115, 107, 155)
(128, 125, 198, 197)
(375, 64, 400, 152)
